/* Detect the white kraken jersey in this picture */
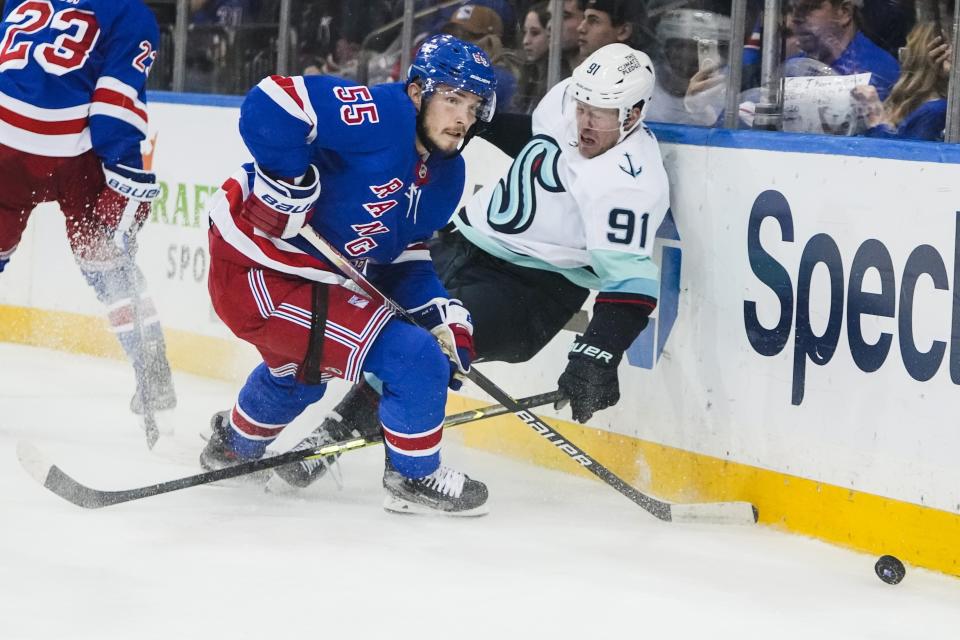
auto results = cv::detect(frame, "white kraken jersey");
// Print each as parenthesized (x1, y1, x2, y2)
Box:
(458, 77, 671, 298)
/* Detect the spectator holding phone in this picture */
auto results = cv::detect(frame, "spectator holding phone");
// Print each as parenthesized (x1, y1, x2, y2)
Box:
(852, 22, 949, 141)
(647, 9, 731, 126)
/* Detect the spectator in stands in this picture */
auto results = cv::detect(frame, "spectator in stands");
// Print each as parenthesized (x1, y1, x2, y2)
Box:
(513, 1, 554, 113)
(646, 9, 732, 125)
(441, 4, 522, 108)
(522, 1, 550, 62)
(426, 0, 519, 48)
(468, 0, 518, 47)
(860, 0, 915, 56)
(298, 2, 397, 77)
(785, 0, 900, 99)
(547, 0, 586, 71)
(185, 0, 262, 92)
(852, 21, 949, 141)
(190, 0, 257, 26)
(576, 0, 649, 59)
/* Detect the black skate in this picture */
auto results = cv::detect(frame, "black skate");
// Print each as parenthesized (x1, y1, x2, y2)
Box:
(272, 381, 382, 489)
(382, 457, 489, 516)
(199, 410, 270, 483)
(130, 338, 177, 415)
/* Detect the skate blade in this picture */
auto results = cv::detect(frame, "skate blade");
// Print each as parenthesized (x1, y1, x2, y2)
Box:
(382, 494, 489, 517)
(264, 473, 302, 494)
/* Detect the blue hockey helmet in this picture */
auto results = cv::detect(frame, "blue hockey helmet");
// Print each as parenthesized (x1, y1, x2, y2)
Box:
(407, 34, 497, 123)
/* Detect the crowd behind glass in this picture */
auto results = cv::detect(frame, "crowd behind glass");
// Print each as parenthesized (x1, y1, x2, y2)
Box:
(17, 0, 949, 142)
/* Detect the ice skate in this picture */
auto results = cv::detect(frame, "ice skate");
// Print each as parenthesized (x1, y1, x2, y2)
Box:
(382, 457, 489, 516)
(199, 410, 270, 483)
(272, 381, 382, 488)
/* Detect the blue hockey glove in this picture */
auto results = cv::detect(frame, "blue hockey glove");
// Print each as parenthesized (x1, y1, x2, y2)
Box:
(409, 297, 475, 390)
(96, 164, 160, 248)
(242, 164, 320, 239)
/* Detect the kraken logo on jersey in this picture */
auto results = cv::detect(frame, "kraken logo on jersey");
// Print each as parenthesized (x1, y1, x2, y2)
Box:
(486, 134, 565, 234)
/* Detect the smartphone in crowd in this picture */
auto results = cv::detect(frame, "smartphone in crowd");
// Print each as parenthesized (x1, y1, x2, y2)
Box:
(697, 38, 721, 72)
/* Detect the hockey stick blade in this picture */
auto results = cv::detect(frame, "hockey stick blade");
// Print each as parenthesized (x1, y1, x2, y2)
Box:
(16, 392, 561, 509)
(18, 437, 372, 508)
(669, 501, 759, 525)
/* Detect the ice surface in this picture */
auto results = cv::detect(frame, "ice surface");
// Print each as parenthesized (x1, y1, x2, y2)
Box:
(1, 343, 959, 639)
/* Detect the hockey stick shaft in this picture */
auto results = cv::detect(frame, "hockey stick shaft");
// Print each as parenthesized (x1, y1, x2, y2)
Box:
(299, 227, 758, 525)
(17, 392, 561, 509)
(129, 260, 159, 450)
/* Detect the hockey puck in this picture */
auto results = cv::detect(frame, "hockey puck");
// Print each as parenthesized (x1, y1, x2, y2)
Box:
(874, 555, 905, 585)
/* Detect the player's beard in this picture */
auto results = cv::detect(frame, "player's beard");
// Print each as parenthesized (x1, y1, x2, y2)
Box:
(417, 95, 477, 158)
(416, 112, 464, 159)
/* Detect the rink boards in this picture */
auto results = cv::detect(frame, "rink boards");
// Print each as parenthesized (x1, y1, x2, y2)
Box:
(0, 94, 957, 577)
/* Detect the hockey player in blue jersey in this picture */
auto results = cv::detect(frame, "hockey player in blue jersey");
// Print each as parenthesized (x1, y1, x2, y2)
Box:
(274, 43, 671, 492)
(201, 34, 497, 515)
(0, 0, 176, 418)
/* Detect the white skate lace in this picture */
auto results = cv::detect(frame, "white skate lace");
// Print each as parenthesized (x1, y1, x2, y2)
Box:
(420, 466, 465, 498)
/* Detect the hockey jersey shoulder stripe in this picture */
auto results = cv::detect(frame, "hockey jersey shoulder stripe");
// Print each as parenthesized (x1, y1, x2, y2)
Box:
(257, 75, 318, 143)
(291, 76, 319, 140)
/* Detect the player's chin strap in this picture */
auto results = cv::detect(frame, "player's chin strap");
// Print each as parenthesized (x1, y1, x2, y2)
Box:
(616, 100, 646, 145)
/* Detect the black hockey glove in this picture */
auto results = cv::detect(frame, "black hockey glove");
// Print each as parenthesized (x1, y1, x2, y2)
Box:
(556, 337, 621, 423)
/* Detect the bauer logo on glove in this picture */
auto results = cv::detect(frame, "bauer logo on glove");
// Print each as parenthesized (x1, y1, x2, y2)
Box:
(569, 341, 615, 364)
(241, 163, 321, 239)
(556, 335, 621, 423)
(260, 193, 315, 214)
(104, 174, 161, 202)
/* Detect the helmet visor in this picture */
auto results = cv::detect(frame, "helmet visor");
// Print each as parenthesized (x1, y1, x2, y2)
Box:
(420, 77, 497, 122)
(432, 86, 496, 124)
(563, 87, 624, 132)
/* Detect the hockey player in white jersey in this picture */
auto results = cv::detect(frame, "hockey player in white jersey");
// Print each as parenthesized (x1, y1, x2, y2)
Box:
(273, 43, 670, 489)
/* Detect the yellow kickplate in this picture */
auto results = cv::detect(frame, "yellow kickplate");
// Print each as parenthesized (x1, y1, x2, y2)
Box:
(446, 393, 960, 578)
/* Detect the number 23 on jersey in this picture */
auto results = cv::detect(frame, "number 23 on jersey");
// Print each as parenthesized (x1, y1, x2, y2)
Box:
(0, 0, 102, 74)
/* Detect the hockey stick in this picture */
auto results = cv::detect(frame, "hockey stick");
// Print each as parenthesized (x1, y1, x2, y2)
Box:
(299, 226, 758, 525)
(128, 258, 159, 450)
(15, 391, 562, 509)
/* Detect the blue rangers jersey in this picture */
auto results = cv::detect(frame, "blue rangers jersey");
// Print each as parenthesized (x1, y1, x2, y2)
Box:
(0, 0, 158, 167)
(208, 75, 466, 309)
